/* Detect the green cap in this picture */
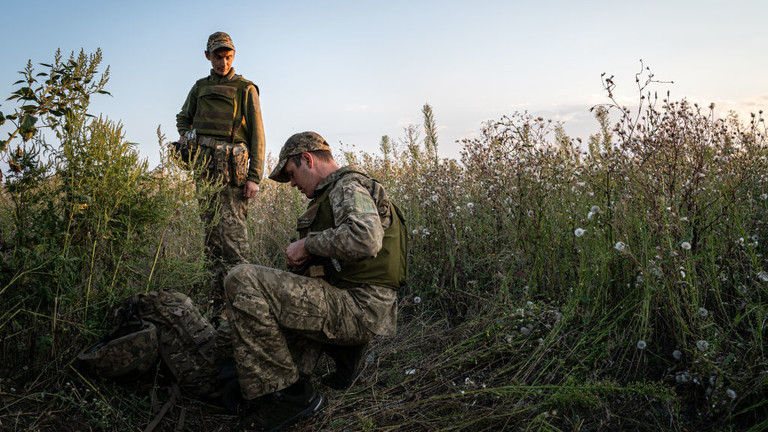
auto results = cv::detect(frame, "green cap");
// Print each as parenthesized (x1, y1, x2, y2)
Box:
(269, 131, 331, 182)
(207, 31, 235, 52)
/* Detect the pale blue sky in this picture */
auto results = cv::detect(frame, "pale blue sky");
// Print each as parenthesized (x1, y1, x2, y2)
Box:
(2, 0, 767, 171)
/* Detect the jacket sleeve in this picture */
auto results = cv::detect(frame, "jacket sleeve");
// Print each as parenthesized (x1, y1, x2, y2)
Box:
(304, 176, 384, 262)
(176, 83, 198, 136)
(244, 84, 266, 184)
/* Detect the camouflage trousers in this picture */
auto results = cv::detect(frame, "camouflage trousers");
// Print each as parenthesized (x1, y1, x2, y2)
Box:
(223, 264, 375, 400)
(198, 181, 250, 309)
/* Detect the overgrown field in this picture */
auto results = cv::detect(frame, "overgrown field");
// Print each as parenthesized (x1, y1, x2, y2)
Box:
(1, 52, 767, 431)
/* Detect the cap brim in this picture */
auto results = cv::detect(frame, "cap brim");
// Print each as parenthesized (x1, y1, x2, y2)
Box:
(208, 43, 235, 52)
(268, 159, 289, 182)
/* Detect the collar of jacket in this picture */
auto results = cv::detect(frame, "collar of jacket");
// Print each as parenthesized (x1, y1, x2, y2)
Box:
(312, 166, 364, 197)
(208, 67, 236, 82)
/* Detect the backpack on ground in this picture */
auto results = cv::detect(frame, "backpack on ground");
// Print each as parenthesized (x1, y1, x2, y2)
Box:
(119, 289, 225, 397)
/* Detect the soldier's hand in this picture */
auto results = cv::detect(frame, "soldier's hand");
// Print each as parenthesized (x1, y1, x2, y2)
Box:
(244, 180, 259, 199)
(286, 238, 309, 267)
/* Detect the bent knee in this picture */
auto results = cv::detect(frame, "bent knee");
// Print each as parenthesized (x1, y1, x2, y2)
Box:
(224, 263, 254, 301)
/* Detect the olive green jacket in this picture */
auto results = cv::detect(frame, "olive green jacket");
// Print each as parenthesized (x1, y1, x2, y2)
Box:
(176, 68, 266, 184)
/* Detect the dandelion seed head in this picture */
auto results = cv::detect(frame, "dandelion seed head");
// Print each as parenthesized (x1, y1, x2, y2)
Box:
(726, 388, 737, 400)
(413, 296, 422, 304)
(696, 340, 710, 352)
(672, 349, 682, 360)
(467, 202, 474, 209)
(615, 241, 627, 252)
(637, 340, 647, 350)
(412, 229, 419, 235)
(680, 241, 692, 250)
(574, 228, 586, 237)
(587, 211, 595, 220)
(698, 307, 709, 318)
(759, 271, 768, 282)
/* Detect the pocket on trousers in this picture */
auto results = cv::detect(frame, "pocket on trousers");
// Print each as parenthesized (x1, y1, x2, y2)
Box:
(213, 143, 232, 184)
(230, 144, 249, 187)
(277, 279, 327, 333)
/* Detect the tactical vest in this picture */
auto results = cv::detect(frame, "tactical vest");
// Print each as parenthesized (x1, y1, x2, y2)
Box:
(297, 169, 408, 289)
(192, 75, 255, 143)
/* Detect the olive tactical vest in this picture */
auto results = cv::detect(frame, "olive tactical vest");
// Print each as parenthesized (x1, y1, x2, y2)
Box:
(192, 76, 256, 143)
(298, 170, 408, 289)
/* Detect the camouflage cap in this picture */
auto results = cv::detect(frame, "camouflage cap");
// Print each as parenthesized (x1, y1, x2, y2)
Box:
(269, 131, 331, 182)
(207, 31, 235, 52)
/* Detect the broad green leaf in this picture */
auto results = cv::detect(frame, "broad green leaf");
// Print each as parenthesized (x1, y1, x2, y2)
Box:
(21, 114, 38, 128)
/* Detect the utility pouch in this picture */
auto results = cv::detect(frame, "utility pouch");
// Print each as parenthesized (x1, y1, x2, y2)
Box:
(213, 142, 232, 185)
(230, 143, 249, 187)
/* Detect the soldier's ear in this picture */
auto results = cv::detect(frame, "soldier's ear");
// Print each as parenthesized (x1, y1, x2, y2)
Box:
(303, 152, 314, 168)
(204, 51, 211, 60)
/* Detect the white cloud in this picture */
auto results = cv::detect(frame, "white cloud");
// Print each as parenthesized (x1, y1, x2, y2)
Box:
(345, 104, 370, 112)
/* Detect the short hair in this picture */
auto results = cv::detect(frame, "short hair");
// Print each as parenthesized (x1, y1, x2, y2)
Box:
(287, 150, 333, 168)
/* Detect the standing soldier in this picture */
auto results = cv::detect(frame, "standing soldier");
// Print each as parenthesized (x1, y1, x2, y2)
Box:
(223, 131, 407, 431)
(176, 31, 266, 310)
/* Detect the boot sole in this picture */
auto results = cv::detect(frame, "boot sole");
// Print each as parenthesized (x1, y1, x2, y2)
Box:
(264, 395, 324, 432)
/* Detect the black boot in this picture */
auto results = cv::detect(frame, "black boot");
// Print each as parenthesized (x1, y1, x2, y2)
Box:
(321, 343, 368, 390)
(238, 379, 323, 431)
(216, 358, 242, 414)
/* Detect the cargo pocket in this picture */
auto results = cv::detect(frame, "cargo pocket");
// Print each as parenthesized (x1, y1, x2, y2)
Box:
(277, 278, 327, 333)
(213, 142, 232, 184)
(230, 143, 249, 187)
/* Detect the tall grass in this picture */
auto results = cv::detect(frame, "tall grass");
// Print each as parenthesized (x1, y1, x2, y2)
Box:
(336, 68, 768, 429)
(1, 55, 766, 431)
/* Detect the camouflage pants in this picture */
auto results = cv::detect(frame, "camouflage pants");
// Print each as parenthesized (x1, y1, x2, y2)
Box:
(198, 180, 250, 308)
(223, 264, 375, 400)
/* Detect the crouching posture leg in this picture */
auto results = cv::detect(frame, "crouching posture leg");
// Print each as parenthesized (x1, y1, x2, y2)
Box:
(224, 264, 373, 431)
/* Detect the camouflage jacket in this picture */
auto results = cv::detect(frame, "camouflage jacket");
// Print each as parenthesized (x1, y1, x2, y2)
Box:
(302, 166, 398, 336)
(176, 68, 266, 184)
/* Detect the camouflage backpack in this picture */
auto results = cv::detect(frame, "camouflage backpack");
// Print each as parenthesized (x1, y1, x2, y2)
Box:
(122, 289, 228, 397)
(77, 320, 159, 379)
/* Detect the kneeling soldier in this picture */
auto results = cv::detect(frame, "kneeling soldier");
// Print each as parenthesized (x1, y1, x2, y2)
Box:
(224, 131, 407, 431)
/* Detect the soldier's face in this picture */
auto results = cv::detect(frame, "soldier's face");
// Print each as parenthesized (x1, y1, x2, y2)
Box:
(205, 48, 235, 76)
(285, 155, 321, 198)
